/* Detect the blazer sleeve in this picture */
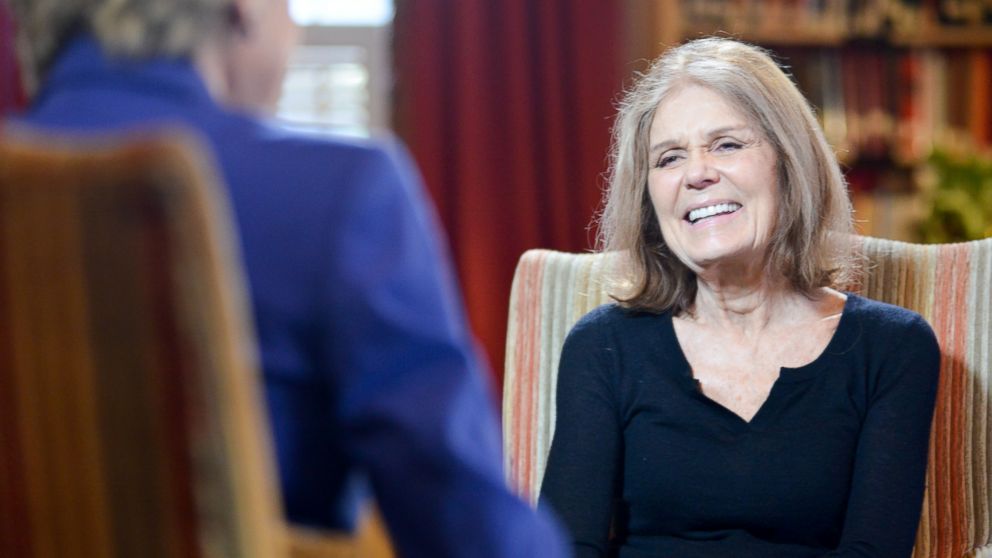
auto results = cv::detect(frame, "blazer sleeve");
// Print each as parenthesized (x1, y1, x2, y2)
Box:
(320, 139, 569, 558)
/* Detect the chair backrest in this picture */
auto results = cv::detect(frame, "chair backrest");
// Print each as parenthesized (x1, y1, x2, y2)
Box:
(0, 129, 286, 558)
(503, 236, 992, 558)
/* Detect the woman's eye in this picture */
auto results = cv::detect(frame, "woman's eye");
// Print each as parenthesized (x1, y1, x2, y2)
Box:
(715, 140, 743, 152)
(656, 154, 681, 168)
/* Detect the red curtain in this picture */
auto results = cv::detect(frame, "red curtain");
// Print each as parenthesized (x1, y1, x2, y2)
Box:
(393, 1, 623, 391)
(1, 3, 25, 117)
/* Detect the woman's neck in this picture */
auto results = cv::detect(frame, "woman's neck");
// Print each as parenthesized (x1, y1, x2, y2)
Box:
(687, 265, 844, 341)
(193, 42, 230, 104)
(689, 276, 798, 334)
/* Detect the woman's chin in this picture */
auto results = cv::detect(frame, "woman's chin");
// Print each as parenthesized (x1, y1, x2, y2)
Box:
(683, 246, 768, 278)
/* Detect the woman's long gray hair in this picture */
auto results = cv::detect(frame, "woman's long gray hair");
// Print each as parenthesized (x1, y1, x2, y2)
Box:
(600, 37, 857, 314)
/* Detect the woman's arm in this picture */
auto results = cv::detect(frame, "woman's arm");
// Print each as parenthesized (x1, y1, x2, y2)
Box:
(822, 314, 941, 557)
(539, 310, 623, 558)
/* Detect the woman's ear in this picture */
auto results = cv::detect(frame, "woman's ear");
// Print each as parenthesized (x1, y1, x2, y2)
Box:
(225, 0, 252, 37)
(209, 0, 297, 114)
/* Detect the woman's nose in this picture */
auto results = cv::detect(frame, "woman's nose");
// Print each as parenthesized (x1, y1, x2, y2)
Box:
(684, 152, 719, 189)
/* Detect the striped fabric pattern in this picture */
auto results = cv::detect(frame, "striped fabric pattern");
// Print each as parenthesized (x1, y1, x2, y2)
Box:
(0, 132, 286, 558)
(503, 236, 992, 557)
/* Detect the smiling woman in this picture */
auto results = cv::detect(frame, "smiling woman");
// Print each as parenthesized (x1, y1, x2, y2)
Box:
(538, 37, 942, 558)
(648, 85, 780, 276)
(602, 39, 856, 316)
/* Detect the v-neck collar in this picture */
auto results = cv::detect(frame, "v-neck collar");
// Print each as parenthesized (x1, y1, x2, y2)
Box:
(662, 293, 863, 428)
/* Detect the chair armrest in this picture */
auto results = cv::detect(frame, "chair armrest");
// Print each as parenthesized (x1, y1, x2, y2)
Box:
(287, 508, 394, 558)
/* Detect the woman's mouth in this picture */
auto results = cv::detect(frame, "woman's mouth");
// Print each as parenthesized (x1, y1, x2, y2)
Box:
(685, 202, 742, 224)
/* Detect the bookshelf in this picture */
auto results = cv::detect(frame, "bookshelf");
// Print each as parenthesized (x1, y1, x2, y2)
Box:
(624, 0, 992, 241)
(892, 27, 992, 47)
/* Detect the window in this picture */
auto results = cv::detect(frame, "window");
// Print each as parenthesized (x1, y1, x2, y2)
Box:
(289, 0, 393, 27)
(278, 0, 394, 136)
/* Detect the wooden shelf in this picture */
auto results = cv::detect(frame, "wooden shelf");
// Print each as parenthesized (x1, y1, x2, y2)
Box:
(679, 25, 992, 48)
(680, 26, 848, 47)
(891, 26, 992, 47)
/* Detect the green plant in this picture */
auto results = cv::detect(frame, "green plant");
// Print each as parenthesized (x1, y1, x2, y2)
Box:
(917, 147, 992, 243)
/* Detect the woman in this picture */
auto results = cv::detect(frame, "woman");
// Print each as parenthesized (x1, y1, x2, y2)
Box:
(539, 38, 940, 557)
(8, 1, 568, 556)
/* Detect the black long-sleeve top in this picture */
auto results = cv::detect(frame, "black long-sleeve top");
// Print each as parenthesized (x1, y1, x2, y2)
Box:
(539, 294, 941, 558)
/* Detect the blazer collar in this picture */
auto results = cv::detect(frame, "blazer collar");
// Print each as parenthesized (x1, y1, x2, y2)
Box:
(36, 33, 217, 110)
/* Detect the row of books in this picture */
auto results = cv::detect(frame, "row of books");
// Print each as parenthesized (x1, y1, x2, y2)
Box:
(778, 46, 992, 172)
(681, 0, 992, 38)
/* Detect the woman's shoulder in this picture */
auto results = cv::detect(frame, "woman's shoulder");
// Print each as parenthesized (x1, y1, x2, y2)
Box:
(565, 302, 672, 348)
(842, 294, 941, 400)
(847, 293, 934, 332)
(217, 121, 425, 214)
(228, 118, 406, 170)
(845, 293, 938, 349)
(559, 304, 674, 387)
(572, 302, 669, 330)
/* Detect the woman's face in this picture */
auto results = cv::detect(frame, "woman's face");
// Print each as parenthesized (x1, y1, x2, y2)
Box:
(224, 0, 300, 112)
(646, 84, 779, 275)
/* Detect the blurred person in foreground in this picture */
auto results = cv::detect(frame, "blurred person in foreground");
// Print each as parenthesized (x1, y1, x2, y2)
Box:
(539, 37, 940, 558)
(6, 0, 569, 556)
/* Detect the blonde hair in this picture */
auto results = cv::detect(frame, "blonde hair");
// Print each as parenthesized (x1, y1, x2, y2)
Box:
(600, 37, 856, 314)
(10, 0, 234, 93)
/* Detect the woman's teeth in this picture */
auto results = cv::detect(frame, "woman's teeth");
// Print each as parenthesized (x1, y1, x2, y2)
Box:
(687, 202, 741, 224)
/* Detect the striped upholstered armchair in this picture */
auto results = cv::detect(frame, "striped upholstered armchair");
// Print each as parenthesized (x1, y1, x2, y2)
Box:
(0, 131, 393, 558)
(503, 238, 992, 557)
(0, 130, 287, 558)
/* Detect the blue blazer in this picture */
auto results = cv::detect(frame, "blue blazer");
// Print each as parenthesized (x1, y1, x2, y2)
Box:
(14, 35, 567, 558)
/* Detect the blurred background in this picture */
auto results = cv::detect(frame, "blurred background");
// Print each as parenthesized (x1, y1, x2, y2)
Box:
(2, 0, 991, 392)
